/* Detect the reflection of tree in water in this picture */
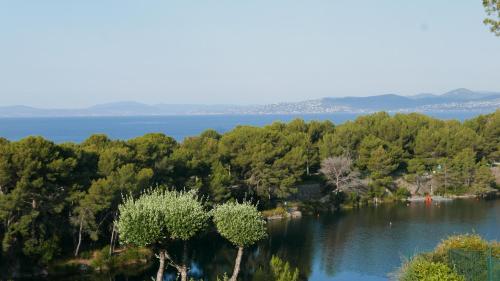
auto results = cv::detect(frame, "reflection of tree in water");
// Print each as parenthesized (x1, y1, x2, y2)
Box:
(244, 218, 316, 280)
(70, 200, 496, 281)
(317, 206, 408, 276)
(317, 212, 349, 276)
(160, 218, 316, 281)
(317, 201, 494, 278)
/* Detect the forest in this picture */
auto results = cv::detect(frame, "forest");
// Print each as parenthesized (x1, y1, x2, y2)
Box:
(0, 110, 499, 276)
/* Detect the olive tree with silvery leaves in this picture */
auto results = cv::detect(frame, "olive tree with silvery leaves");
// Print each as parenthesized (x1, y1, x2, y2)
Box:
(212, 201, 267, 281)
(116, 189, 209, 281)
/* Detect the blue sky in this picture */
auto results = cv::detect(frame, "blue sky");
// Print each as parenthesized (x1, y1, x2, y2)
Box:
(1, 0, 499, 108)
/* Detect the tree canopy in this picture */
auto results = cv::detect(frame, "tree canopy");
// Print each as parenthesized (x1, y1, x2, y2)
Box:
(212, 201, 267, 248)
(0, 111, 499, 275)
(483, 0, 500, 36)
(116, 189, 209, 281)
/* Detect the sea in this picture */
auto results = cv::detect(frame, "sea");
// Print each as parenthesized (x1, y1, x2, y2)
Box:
(0, 111, 493, 143)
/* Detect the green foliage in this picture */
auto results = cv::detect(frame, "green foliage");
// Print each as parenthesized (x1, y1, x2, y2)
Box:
(116, 190, 167, 247)
(91, 246, 114, 270)
(270, 255, 300, 281)
(218, 124, 310, 201)
(216, 273, 230, 281)
(472, 165, 496, 194)
(318, 122, 363, 158)
(407, 158, 427, 175)
(211, 201, 267, 248)
(209, 161, 232, 202)
(394, 187, 411, 200)
(367, 146, 400, 177)
(116, 189, 209, 246)
(90, 246, 152, 271)
(483, 0, 500, 36)
(398, 234, 500, 281)
(163, 190, 209, 241)
(1, 111, 500, 271)
(451, 148, 476, 188)
(399, 257, 465, 281)
(358, 135, 386, 170)
(433, 234, 493, 262)
(261, 206, 288, 218)
(0, 137, 77, 264)
(345, 191, 360, 205)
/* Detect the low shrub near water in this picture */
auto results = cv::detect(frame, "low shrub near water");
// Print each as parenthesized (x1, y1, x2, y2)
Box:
(262, 206, 288, 218)
(431, 234, 500, 263)
(397, 234, 499, 281)
(399, 257, 464, 281)
(215, 256, 300, 281)
(90, 246, 152, 271)
(270, 255, 300, 281)
(394, 188, 411, 200)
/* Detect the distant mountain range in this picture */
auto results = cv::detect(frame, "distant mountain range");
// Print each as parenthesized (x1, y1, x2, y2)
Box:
(1, 88, 499, 117)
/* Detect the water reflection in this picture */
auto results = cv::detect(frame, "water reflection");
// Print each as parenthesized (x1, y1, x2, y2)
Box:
(43, 200, 499, 281)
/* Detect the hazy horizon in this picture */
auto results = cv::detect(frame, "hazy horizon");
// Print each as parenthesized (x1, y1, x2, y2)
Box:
(1, 1, 500, 108)
(0, 87, 498, 110)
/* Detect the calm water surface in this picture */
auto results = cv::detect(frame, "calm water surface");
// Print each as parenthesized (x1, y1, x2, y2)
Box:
(43, 199, 499, 281)
(0, 111, 488, 142)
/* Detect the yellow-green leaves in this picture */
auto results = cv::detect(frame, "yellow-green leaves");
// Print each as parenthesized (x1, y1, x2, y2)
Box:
(483, 0, 500, 36)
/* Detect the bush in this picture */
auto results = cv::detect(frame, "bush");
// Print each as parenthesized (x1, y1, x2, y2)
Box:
(262, 206, 287, 218)
(346, 192, 360, 205)
(216, 273, 229, 281)
(399, 257, 465, 281)
(90, 246, 152, 271)
(270, 255, 300, 281)
(79, 250, 93, 260)
(397, 234, 500, 281)
(90, 246, 113, 270)
(433, 234, 490, 262)
(114, 246, 152, 265)
(394, 187, 411, 200)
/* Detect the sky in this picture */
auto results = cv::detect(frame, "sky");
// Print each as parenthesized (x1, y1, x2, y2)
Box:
(1, 0, 500, 108)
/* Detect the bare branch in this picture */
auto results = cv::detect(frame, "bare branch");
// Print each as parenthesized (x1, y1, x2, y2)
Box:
(320, 155, 357, 192)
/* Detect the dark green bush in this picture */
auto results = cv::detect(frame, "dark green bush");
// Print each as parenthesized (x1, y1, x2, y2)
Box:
(394, 187, 411, 200)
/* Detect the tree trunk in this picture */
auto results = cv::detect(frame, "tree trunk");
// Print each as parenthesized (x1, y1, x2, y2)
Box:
(74, 216, 84, 257)
(109, 224, 115, 255)
(230, 246, 244, 281)
(109, 218, 117, 255)
(179, 241, 188, 281)
(179, 265, 188, 281)
(156, 250, 166, 281)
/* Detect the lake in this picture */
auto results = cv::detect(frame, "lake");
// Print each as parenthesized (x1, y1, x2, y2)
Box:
(41, 199, 499, 281)
(0, 111, 489, 142)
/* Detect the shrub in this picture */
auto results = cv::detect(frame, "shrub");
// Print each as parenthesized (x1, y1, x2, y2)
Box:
(216, 273, 229, 281)
(394, 187, 411, 200)
(433, 234, 490, 262)
(491, 241, 500, 257)
(399, 257, 465, 281)
(270, 255, 300, 281)
(114, 246, 153, 265)
(89, 246, 152, 272)
(262, 206, 287, 218)
(79, 250, 93, 260)
(346, 191, 360, 205)
(90, 246, 113, 270)
(397, 234, 499, 281)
